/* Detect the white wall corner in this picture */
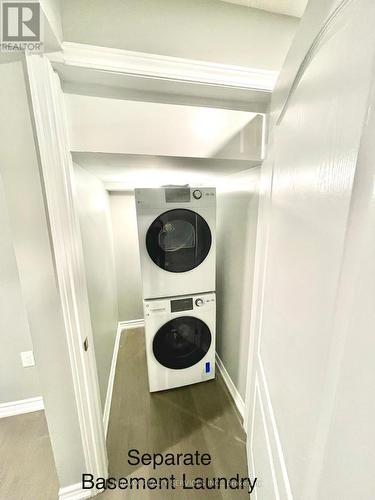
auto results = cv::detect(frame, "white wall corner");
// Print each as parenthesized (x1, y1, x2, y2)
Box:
(40, 0, 63, 52)
(0, 396, 44, 419)
(215, 354, 245, 420)
(58, 482, 92, 500)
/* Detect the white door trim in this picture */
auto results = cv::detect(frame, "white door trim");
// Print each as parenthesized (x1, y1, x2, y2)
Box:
(25, 54, 108, 487)
(48, 41, 278, 92)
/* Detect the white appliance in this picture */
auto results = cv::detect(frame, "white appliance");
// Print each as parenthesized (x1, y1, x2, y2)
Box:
(144, 292, 216, 392)
(135, 187, 216, 299)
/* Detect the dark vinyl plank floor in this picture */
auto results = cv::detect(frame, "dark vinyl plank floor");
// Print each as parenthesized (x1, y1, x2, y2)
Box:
(103, 328, 249, 499)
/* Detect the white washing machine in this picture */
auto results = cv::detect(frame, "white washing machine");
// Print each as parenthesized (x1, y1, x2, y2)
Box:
(135, 187, 216, 299)
(143, 292, 216, 392)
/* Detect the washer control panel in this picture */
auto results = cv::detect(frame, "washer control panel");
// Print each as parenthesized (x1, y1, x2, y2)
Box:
(171, 297, 193, 313)
(171, 293, 215, 313)
(144, 293, 215, 317)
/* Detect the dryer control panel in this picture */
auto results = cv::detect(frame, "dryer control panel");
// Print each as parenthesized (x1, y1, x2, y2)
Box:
(135, 187, 216, 210)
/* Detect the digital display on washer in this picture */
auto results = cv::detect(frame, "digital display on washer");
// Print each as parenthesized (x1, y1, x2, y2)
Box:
(165, 188, 191, 203)
(170, 297, 193, 313)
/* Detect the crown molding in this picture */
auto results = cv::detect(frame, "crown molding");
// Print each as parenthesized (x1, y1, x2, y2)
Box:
(48, 42, 278, 92)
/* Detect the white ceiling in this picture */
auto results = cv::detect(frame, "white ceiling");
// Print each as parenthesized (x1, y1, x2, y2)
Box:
(72, 153, 261, 191)
(219, 0, 309, 18)
(67, 95, 264, 190)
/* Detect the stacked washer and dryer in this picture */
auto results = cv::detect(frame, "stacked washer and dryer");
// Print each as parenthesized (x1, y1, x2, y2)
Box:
(135, 186, 216, 392)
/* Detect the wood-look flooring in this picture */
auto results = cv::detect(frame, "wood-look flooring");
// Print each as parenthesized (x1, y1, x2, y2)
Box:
(0, 328, 249, 499)
(0, 410, 59, 499)
(103, 328, 249, 499)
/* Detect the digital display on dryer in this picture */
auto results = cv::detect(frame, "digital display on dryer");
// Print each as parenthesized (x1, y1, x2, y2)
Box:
(165, 188, 191, 203)
(171, 298, 193, 313)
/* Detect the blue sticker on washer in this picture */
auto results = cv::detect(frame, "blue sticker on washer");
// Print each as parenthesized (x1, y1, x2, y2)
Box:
(205, 362, 211, 373)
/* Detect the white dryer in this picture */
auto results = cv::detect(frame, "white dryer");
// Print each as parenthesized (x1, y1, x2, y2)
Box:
(135, 187, 216, 299)
(143, 292, 216, 392)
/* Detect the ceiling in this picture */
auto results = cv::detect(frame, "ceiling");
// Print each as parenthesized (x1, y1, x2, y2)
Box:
(67, 94, 264, 191)
(219, 0, 309, 18)
(62, 0, 299, 71)
(72, 153, 261, 191)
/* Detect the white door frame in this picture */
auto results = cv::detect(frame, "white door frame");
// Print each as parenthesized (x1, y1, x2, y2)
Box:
(25, 53, 108, 486)
(25, 45, 276, 488)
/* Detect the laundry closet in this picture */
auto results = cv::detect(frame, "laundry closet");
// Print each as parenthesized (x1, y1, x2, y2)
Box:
(3, 1, 375, 497)
(64, 85, 262, 416)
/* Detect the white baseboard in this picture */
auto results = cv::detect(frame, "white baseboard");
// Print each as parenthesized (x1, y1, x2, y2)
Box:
(0, 396, 44, 419)
(118, 318, 145, 329)
(58, 482, 91, 500)
(103, 319, 145, 436)
(103, 323, 122, 437)
(215, 354, 245, 420)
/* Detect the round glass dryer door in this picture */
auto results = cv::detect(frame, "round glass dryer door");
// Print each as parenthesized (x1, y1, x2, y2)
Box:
(153, 317, 211, 369)
(146, 209, 212, 273)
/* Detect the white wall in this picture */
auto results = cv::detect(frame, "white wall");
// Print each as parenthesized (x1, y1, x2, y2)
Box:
(246, 1, 375, 498)
(216, 168, 260, 400)
(40, 0, 62, 44)
(109, 192, 143, 322)
(73, 165, 119, 409)
(0, 175, 40, 404)
(222, 0, 308, 18)
(0, 55, 86, 487)
(62, 0, 298, 71)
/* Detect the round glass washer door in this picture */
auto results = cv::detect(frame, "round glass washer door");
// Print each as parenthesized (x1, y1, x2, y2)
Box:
(146, 209, 212, 273)
(153, 316, 211, 369)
